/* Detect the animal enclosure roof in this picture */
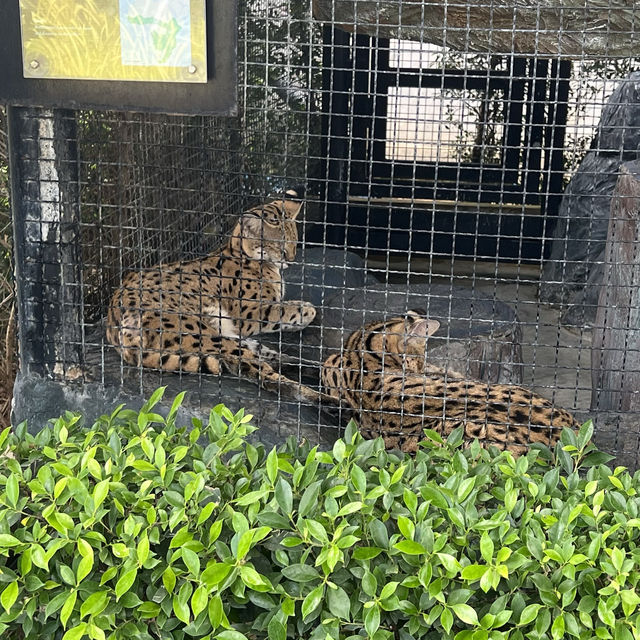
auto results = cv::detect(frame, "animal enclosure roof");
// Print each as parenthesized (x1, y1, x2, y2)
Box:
(312, 0, 639, 58)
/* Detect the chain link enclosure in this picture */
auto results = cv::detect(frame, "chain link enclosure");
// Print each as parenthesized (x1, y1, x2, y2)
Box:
(7, 0, 640, 466)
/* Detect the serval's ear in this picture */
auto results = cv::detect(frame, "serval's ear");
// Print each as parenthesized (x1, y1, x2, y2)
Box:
(281, 188, 304, 219)
(233, 213, 264, 258)
(409, 318, 440, 338)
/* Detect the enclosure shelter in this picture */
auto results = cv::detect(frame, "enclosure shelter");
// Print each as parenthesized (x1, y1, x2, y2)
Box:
(5, 1, 640, 465)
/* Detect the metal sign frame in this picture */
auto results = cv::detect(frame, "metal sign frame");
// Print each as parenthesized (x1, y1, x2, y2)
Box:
(0, 0, 237, 116)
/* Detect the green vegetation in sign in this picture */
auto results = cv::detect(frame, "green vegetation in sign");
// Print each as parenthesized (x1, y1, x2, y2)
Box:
(127, 15, 182, 64)
(0, 389, 636, 640)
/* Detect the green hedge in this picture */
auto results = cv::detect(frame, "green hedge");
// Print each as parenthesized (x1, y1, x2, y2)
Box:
(0, 388, 636, 640)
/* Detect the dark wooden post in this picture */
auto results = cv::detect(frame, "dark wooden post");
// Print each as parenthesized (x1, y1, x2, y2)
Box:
(8, 107, 84, 379)
(591, 160, 640, 462)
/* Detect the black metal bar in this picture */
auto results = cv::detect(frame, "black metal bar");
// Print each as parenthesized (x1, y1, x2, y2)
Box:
(8, 106, 83, 379)
(349, 34, 374, 188)
(524, 59, 549, 198)
(320, 26, 353, 247)
(545, 60, 571, 213)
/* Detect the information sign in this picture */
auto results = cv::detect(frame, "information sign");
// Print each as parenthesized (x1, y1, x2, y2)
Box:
(19, 0, 207, 83)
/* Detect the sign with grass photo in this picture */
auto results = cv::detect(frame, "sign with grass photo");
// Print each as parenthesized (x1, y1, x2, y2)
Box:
(19, 0, 207, 83)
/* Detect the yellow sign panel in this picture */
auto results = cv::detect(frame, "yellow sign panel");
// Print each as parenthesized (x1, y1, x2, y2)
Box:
(19, 0, 207, 83)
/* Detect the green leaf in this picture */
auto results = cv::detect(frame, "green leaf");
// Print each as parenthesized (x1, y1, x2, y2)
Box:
(390, 465, 406, 485)
(394, 540, 426, 555)
(6, 473, 19, 508)
(364, 604, 380, 636)
(191, 585, 208, 618)
(305, 519, 329, 544)
(551, 613, 565, 640)
(201, 562, 232, 589)
(351, 465, 367, 494)
(268, 616, 287, 640)
(115, 568, 138, 601)
(197, 501, 216, 526)
(298, 480, 322, 517)
(380, 581, 399, 600)
(452, 603, 479, 625)
(480, 532, 494, 563)
(236, 529, 255, 561)
(519, 603, 543, 625)
(240, 565, 270, 589)
(173, 584, 192, 624)
(438, 552, 461, 573)
(620, 589, 640, 616)
(182, 547, 200, 576)
(327, 585, 351, 620)
(235, 481, 271, 504)
(137, 601, 161, 618)
(598, 600, 616, 627)
(45, 591, 69, 619)
(0, 581, 18, 614)
(441, 607, 454, 634)
(80, 591, 109, 619)
(92, 479, 109, 512)
(162, 567, 176, 594)
(208, 594, 225, 629)
(62, 623, 87, 640)
(266, 447, 278, 484)
(76, 554, 94, 584)
(353, 547, 383, 560)
(336, 501, 363, 517)
(301, 584, 323, 620)
(420, 485, 449, 509)
(275, 478, 293, 515)
(461, 564, 487, 581)
(282, 564, 320, 583)
(0, 534, 21, 547)
(611, 547, 625, 572)
(61, 590, 78, 629)
(216, 632, 248, 640)
(60, 564, 76, 586)
(136, 535, 150, 566)
(362, 571, 377, 597)
(397, 515, 415, 540)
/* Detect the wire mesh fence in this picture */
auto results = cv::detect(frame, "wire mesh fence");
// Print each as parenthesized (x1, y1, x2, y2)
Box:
(8, 0, 640, 465)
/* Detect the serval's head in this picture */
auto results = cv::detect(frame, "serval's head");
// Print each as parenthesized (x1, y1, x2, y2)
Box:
(232, 188, 304, 266)
(364, 310, 440, 371)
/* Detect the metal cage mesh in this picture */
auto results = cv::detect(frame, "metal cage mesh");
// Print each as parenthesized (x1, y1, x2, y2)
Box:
(9, 0, 640, 465)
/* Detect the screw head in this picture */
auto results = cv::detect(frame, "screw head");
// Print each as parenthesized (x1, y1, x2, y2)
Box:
(188, 64, 197, 74)
(29, 59, 40, 69)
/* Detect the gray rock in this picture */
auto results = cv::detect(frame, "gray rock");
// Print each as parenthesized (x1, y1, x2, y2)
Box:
(542, 73, 640, 326)
(284, 247, 375, 307)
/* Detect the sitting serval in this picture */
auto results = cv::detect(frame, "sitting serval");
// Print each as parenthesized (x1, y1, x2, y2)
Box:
(107, 189, 319, 401)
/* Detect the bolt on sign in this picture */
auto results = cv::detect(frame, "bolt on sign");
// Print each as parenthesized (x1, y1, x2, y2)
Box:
(19, 0, 207, 83)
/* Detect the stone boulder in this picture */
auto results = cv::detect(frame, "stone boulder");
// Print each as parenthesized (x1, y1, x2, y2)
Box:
(542, 72, 640, 326)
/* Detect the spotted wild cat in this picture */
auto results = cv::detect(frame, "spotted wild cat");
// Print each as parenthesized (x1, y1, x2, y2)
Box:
(107, 189, 318, 401)
(321, 311, 580, 454)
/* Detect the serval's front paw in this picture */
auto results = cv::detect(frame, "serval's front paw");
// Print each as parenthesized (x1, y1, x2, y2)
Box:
(281, 300, 316, 330)
(254, 342, 282, 364)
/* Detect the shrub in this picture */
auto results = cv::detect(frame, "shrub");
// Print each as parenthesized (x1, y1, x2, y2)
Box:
(0, 388, 636, 640)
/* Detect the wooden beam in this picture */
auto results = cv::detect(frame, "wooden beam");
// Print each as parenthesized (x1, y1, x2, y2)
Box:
(313, 0, 639, 57)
